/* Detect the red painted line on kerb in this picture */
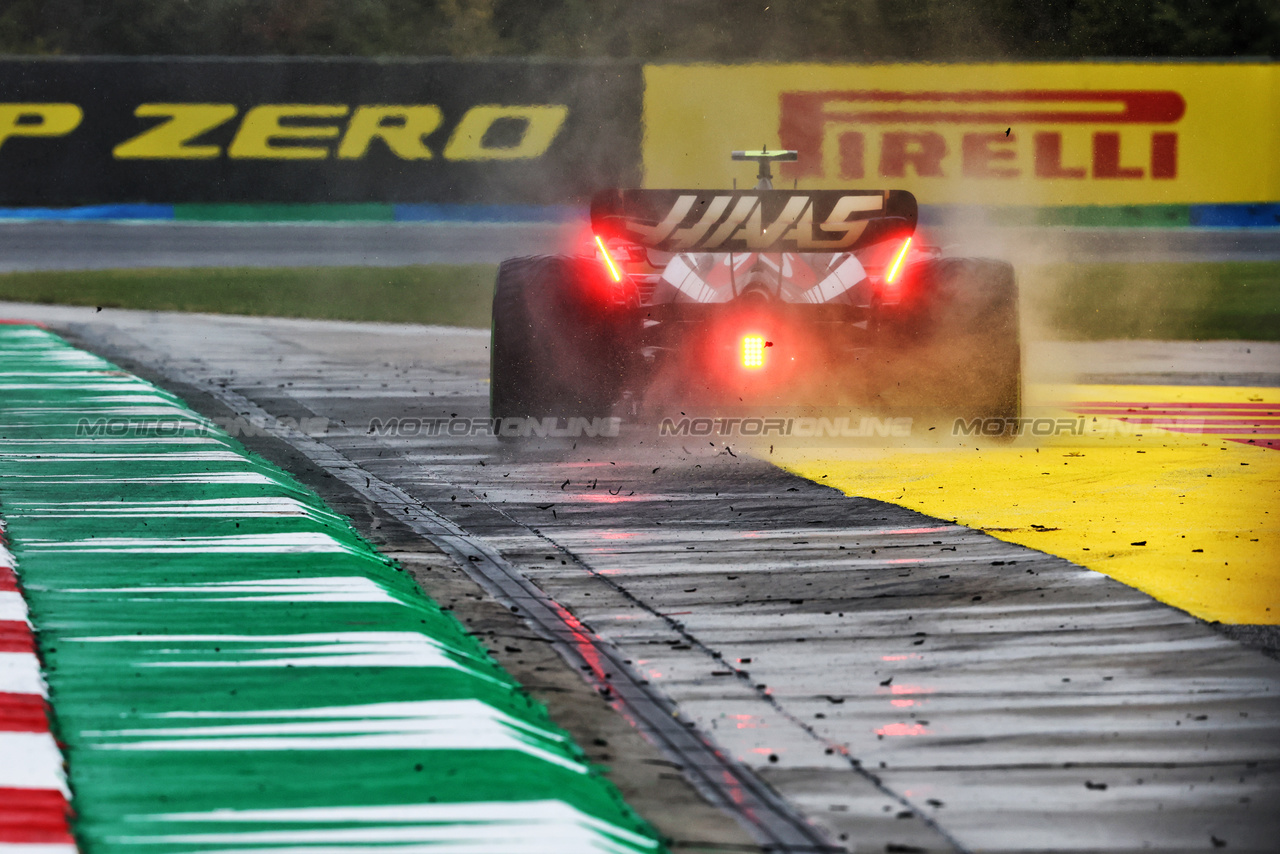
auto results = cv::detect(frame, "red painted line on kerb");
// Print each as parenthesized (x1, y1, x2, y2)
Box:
(1103, 419, 1280, 427)
(1073, 408, 1279, 416)
(1066, 400, 1280, 451)
(1074, 401, 1279, 411)
(0, 555, 78, 853)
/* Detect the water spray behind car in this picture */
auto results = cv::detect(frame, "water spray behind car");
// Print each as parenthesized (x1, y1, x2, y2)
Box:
(489, 147, 1022, 444)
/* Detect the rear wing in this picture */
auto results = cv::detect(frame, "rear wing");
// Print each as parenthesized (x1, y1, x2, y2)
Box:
(590, 189, 917, 254)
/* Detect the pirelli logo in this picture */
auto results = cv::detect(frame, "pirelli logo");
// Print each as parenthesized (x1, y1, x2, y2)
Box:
(0, 103, 569, 161)
(593, 189, 915, 252)
(778, 90, 1186, 182)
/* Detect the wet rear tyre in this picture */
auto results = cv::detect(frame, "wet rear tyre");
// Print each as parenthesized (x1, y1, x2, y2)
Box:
(489, 255, 629, 436)
(872, 257, 1022, 437)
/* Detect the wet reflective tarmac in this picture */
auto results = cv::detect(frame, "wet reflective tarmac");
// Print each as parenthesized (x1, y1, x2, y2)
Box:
(7, 302, 1278, 853)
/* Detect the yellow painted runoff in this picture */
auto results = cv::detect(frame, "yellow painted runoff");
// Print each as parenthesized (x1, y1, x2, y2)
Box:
(772, 385, 1280, 625)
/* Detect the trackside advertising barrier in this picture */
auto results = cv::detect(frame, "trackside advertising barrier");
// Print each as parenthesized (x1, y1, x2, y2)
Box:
(0, 57, 642, 205)
(1, 59, 1276, 210)
(642, 63, 1280, 207)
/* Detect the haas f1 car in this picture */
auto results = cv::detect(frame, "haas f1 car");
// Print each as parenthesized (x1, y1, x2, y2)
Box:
(490, 150, 1021, 437)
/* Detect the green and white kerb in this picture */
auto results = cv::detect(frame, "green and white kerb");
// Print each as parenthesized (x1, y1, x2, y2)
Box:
(0, 324, 663, 854)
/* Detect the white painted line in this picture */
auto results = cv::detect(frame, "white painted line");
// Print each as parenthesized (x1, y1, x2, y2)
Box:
(6, 395, 180, 405)
(66, 632, 499, 678)
(151, 700, 563, 728)
(95, 698, 562, 740)
(10, 497, 320, 519)
(0, 438, 225, 447)
(5, 473, 281, 486)
(0, 383, 154, 392)
(64, 577, 404, 605)
(116, 799, 658, 851)
(89, 717, 583, 772)
(22, 533, 364, 555)
(0, 405, 194, 417)
(3, 451, 246, 462)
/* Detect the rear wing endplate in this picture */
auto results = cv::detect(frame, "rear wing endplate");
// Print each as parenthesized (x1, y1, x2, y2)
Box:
(591, 189, 917, 253)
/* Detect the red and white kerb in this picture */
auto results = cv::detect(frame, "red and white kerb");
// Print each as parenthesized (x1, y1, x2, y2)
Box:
(0, 538, 77, 854)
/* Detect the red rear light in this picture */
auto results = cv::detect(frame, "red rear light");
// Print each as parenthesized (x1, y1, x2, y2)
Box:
(594, 234, 622, 283)
(741, 335, 766, 369)
(885, 236, 913, 285)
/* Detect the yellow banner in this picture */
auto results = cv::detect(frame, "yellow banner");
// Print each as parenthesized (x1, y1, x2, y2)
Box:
(643, 63, 1280, 206)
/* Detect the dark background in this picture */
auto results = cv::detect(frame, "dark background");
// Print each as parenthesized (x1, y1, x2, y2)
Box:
(1, 0, 1276, 61)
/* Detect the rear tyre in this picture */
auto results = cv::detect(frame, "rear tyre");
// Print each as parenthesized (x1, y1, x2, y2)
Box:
(490, 255, 630, 435)
(871, 257, 1022, 437)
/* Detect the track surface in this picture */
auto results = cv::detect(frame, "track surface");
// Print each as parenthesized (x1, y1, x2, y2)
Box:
(0, 222, 582, 271)
(1, 222, 1278, 271)
(5, 302, 1280, 853)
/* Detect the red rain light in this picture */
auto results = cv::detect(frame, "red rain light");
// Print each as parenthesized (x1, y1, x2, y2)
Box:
(885, 236, 913, 284)
(741, 335, 766, 369)
(594, 235, 622, 282)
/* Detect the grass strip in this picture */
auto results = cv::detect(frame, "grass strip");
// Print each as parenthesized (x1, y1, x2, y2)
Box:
(1023, 261, 1280, 341)
(0, 265, 498, 327)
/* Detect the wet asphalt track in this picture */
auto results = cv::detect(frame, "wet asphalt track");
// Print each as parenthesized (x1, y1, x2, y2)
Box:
(2, 221, 1279, 271)
(6, 301, 1278, 854)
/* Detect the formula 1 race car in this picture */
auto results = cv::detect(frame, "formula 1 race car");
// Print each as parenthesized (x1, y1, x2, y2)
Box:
(490, 149, 1021, 436)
